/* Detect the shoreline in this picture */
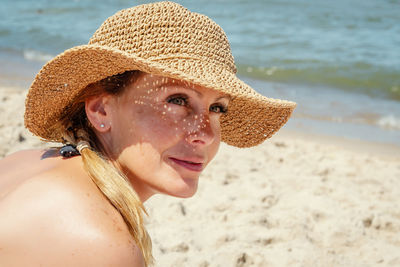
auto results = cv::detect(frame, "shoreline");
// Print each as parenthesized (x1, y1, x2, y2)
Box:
(242, 76, 400, 147)
(276, 128, 400, 159)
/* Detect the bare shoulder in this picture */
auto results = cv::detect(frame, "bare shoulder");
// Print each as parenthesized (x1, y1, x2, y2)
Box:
(0, 161, 144, 266)
(0, 149, 60, 198)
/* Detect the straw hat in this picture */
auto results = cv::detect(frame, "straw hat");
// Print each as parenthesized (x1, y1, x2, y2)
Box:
(24, 1, 296, 148)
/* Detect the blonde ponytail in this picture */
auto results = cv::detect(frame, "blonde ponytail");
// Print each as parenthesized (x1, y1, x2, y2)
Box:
(56, 70, 154, 266)
(79, 146, 153, 266)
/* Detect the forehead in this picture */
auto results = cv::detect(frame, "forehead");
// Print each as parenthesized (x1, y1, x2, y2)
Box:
(130, 73, 230, 99)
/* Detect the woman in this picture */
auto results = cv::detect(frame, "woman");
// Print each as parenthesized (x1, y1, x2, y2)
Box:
(0, 2, 295, 266)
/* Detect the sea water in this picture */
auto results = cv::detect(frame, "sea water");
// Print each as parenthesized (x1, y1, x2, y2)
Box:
(1, 0, 399, 146)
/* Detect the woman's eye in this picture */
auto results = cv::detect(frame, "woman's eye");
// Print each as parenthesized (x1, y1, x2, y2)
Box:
(210, 104, 228, 114)
(167, 95, 187, 106)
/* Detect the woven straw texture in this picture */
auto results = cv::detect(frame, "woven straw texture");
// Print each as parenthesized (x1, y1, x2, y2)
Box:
(24, 1, 296, 148)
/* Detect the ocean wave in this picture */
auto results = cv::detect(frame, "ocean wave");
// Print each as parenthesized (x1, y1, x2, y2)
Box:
(23, 49, 54, 63)
(237, 64, 400, 102)
(31, 6, 85, 15)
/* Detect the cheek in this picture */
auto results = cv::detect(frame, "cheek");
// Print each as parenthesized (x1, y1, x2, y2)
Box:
(205, 116, 222, 160)
(120, 142, 161, 176)
(123, 103, 185, 142)
(145, 104, 190, 138)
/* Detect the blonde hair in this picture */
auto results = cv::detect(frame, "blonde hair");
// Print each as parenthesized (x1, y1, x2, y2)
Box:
(57, 71, 153, 266)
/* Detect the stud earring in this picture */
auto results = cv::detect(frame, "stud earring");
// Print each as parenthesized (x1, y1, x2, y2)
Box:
(100, 123, 105, 128)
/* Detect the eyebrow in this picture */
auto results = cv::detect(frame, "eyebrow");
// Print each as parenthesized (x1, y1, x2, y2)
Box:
(216, 95, 231, 102)
(160, 81, 230, 102)
(160, 81, 202, 97)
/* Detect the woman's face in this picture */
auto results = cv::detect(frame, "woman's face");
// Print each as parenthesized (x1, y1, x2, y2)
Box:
(102, 73, 229, 201)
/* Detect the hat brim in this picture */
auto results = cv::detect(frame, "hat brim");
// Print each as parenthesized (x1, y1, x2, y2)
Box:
(25, 44, 296, 148)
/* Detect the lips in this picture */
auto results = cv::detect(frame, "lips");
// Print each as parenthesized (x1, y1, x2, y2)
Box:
(169, 157, 204, 172)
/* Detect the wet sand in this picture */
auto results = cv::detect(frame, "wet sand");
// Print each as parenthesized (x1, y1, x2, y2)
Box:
(1, 87, 400, 266)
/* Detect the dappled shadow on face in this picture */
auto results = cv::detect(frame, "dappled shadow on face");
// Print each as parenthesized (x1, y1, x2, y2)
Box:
(99, 73, 230, 197)
(109, 73, 230, 157)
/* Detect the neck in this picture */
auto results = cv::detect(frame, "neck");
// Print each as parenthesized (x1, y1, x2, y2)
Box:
(128, 177, 157, 203)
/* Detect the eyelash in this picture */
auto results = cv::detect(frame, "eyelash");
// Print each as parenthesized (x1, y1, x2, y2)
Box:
(166, 95, 228, 114)
(167, 95, 188, 106)
(210, 104, 228, 114)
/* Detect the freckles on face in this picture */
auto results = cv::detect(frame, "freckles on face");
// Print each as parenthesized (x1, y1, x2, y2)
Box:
(123, 86, 185, 145)
(106, 73, 230, 199)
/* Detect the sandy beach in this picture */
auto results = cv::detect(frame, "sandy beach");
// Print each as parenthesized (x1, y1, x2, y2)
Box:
(1, 87, 400, 266)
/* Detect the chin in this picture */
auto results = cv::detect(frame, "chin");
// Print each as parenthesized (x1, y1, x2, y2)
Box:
(163, 176, 199, 198)
(172, 189, 197, 198)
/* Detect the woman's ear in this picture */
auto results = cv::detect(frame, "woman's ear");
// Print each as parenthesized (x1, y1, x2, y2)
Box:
(85, 94, 112, 132)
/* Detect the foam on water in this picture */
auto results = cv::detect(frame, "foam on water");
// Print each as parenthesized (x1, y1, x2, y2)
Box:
(23, 49, 54, 62)
(377, 115, 400, 131)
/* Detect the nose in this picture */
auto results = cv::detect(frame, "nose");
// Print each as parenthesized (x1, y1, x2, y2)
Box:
(185, 112, 216, 146)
